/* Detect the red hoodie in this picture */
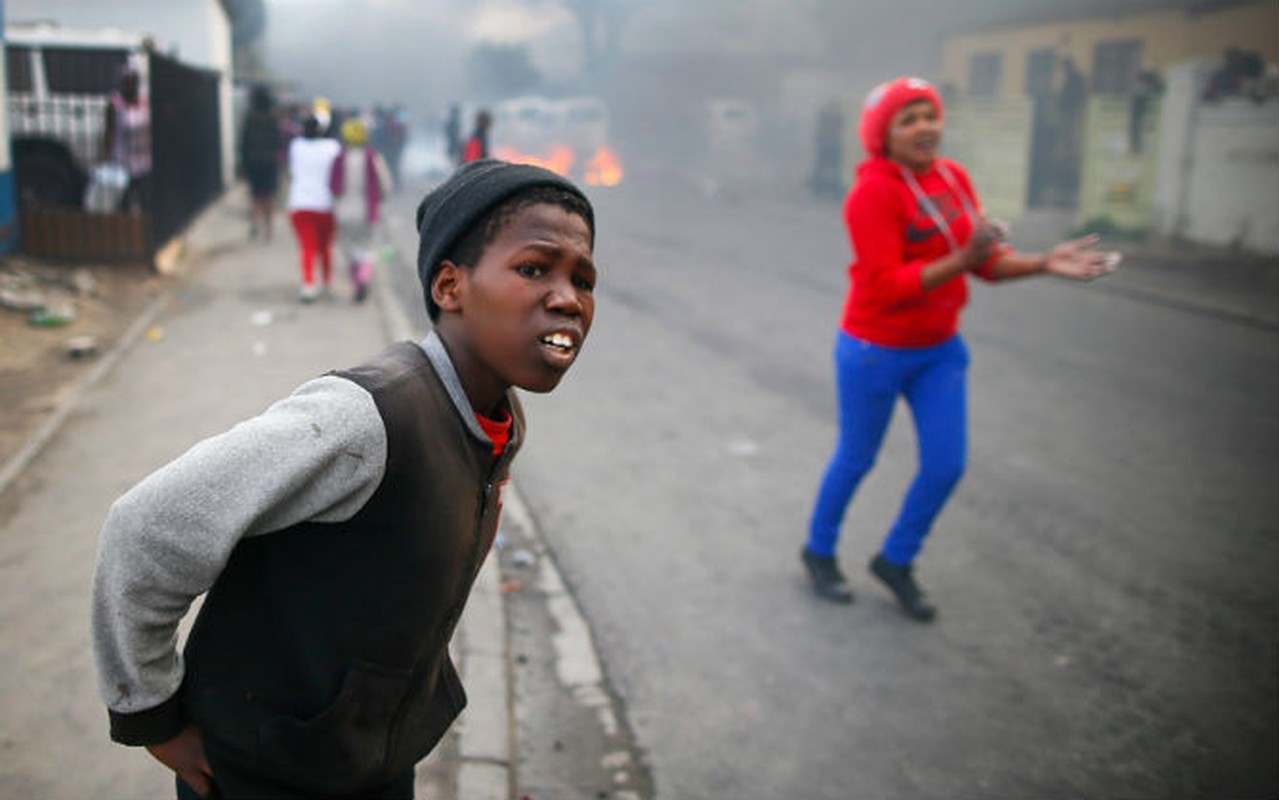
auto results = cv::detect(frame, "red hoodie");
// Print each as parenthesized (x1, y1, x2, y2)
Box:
(840, 156, 1000, 347)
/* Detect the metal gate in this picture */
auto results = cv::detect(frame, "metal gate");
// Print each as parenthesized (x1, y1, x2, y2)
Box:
(148, 51, 222, 251)
(8, 45, 223, 264)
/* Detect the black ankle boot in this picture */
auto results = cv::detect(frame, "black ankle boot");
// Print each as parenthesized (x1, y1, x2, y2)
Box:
(869, 554, 936, 622)
(801, 549, 854, 604)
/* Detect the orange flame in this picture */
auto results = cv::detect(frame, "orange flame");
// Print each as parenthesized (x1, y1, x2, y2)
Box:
(494, 144, 575, 177)
(493, 143, 625, 187)
(583, 146, 623, 187)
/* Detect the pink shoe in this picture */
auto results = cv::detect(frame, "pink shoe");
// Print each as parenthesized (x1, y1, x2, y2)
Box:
(352, 261, 373, 303)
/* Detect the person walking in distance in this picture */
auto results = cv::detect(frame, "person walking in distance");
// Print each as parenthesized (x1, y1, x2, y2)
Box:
(461, 110, 493, 163)
(286, 115, 341, 302)
(376, 105, 408, 188)
(91, 159, 598, 799)
(331, 117, 394, 303)
(239, 84, 284, 241)
(800, 77, 1120, 621)
(809, 101, 845, 201)
(444, 103, 462, 165)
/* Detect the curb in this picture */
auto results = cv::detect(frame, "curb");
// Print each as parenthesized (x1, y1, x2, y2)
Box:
(0, 260, 183, 501)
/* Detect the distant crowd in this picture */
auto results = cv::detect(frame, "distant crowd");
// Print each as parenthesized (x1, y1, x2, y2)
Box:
(241, 91, 410, 189)
(237, 87, 410, 304)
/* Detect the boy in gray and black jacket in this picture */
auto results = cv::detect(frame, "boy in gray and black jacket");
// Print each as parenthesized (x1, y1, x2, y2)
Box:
(92, 160, 597, 799)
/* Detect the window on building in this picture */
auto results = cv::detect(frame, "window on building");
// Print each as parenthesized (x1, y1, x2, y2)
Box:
(5, 46, 34, 92)
(43, 47, 130, 94)
(1093, 39, 1143, 94)
(1026, 49, 1056, 96)
(968, 52, 1002, 97)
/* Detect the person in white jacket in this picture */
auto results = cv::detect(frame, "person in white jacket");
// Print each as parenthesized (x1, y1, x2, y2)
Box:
(286, 115, 341, 302)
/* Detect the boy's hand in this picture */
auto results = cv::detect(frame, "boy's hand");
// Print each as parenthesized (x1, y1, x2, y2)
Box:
(147, 725, 214, 796)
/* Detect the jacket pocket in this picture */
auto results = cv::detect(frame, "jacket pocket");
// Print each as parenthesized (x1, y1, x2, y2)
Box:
(256, 661, 412, 795)
(384, 656, 467, 776)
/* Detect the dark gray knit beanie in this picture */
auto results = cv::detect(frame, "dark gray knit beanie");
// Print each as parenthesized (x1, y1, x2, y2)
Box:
(415, 159, 595, 321)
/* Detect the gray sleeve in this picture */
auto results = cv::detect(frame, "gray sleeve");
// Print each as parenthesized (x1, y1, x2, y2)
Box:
(91, 375, 387, 715)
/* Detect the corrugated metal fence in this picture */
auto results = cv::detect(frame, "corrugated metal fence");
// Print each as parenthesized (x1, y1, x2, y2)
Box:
(149, 52, 223, 255)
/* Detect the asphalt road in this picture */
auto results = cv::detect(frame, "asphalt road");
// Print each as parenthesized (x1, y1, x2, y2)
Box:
(393, 171, 1279, 800)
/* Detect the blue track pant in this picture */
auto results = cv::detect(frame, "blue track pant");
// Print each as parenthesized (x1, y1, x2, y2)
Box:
(806, 331, 968, 565)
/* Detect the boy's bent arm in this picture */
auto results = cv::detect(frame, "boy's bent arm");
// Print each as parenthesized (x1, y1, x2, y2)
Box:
(91, 375, 388, 745)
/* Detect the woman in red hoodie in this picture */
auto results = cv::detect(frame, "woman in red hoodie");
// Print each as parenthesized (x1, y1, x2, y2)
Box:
(801, 77, 1119, 620)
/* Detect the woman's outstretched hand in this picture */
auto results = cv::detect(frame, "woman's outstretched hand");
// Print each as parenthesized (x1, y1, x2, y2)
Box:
(1045, 234, 1122, 281)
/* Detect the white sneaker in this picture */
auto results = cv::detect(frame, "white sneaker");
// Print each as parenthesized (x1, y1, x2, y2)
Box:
(299, 283, 320, 303)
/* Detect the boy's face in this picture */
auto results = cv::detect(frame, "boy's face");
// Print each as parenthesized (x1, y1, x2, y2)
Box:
(435, 202, 596, 408)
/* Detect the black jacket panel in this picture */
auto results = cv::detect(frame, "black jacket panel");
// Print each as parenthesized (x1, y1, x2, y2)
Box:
(181, 341, 522, 796)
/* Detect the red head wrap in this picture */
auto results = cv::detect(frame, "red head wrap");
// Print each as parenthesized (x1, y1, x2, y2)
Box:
(858, 77, 944, 158)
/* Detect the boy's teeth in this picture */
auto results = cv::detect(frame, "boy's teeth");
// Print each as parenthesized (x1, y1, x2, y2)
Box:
(543, 333, 573, 349)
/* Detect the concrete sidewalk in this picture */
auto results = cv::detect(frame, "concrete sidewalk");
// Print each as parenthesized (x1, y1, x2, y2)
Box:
(0, 187, 514, 798)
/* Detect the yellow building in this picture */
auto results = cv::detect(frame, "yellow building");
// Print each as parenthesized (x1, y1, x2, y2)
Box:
(941, 0, 1277, 98)
(935, 0, 1277, 220)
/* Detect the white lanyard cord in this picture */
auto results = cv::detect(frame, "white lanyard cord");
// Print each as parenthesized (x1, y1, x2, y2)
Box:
(899, 164, 980, 254)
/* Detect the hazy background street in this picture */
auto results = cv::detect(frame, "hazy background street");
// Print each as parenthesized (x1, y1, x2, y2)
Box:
(2, 0, 1276, 797)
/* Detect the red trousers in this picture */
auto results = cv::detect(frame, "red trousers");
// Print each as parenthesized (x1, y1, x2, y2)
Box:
(289, 210, 336, 286)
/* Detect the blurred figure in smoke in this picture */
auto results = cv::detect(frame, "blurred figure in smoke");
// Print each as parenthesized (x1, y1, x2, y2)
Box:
(239, 84, 284, 241)
(1203, 47, 1266, 101)
(287, 115, 341, 303)
(279, 102, 305, 143)
(809, 101, 845, 201)
(461, 109, 492, 163)
(331, 117, 394, 303)
(312, 96, 334, 136)
(444, 103, 462, 165)
(375, 105, 408, 187)
(1128, 69, 1164, 154)
(801, 77, 1121, 621)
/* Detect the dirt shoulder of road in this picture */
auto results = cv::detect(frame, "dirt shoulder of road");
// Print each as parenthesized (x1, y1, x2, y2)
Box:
(0, 256, 170, 476)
